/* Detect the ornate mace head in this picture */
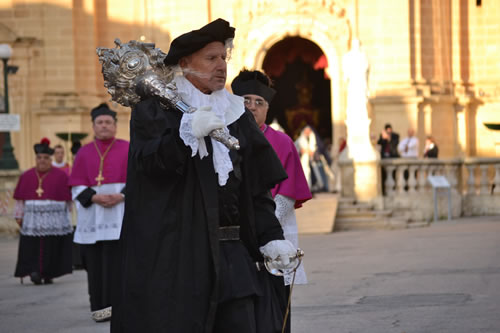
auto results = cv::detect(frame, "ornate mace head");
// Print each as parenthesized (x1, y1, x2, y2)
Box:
(96, 38, 173, 107)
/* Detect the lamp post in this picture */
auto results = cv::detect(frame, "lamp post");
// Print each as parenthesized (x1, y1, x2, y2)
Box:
(0, 44, 19, 169)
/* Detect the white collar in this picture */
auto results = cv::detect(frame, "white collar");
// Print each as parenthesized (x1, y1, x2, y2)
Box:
(174, 76, 244, 126)
(52, 160, 66, 168)
(175, 75, 245, 186)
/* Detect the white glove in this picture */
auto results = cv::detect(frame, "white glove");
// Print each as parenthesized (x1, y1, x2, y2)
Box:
(259, 239, 297, 270)
(191, 106, 224, 139)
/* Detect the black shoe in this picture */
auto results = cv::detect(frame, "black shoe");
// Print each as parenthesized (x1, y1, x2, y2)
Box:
(30, 272, 42, 285)
(43, 278, 53, 284)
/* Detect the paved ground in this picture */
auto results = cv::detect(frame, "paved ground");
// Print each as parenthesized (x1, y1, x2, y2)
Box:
(1, 215, 499, 333)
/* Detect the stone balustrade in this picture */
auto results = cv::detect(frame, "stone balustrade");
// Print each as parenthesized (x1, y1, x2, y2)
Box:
(380, 158, 464, 195)
(338, 157, 500, 222)
(463, 157, 500, 195)
(462, 158, 500, 216)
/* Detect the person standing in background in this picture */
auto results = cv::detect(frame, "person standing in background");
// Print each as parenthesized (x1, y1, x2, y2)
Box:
(423, 136, 439, 158)
(398, 128, 419, 158)
(69, 103, 129, 322)
(13, 138, 73, 285)
(296, 125, 331, 192)
(377, 123, 400, 158)
(232, 69, 313, 333)
(52, 144, 71, 175)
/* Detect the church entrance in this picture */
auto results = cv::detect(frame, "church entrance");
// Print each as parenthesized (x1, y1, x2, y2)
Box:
(262, 36, 332, 143)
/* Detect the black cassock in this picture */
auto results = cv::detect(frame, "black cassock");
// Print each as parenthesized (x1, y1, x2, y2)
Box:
(111, 97, 289, 333)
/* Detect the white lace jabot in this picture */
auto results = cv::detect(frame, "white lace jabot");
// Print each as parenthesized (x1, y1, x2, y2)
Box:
(175, 75, 245, 186)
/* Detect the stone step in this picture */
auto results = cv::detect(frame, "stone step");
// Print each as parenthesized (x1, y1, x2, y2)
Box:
(337, 208, 392, 218)
(386, 217, 409, 229)
(334, 216, 389, 231)
(338, 197, 356, 205)
(337, 202, 374, 212)
(407, 221, 431, 229)
(297, 193, 339, 234)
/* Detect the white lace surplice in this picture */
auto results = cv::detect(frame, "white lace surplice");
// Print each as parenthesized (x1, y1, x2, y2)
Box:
(274, 194, 308, 285)
(16, 200, 73, 236)
(175, 75, 244, 186)
(72, 183, 125, 244)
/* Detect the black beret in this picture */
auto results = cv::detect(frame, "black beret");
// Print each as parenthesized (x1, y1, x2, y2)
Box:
(164, 18, 235, 66)
(231, 70, 276, 103)
(34, 138, 54, 155)
(91, 103, 117, 121)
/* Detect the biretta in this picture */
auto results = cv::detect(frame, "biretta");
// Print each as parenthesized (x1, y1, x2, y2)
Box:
(231, 70, 276, 103)
(34, 138, 55, 155)
(163, 18, 235, 66)
(91, 103, 117, 121)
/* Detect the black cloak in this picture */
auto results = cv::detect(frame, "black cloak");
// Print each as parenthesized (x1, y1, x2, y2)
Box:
(111, 97, 289, 333)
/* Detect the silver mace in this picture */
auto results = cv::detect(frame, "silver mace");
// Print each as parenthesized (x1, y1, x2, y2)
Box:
(96, 39, 240, 150)
(264, 248, 305, 333)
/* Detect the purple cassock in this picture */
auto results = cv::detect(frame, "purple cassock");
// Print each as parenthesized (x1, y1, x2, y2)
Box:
(13, 166, 73, 283)
(14, 167, 71, 201)
(69, 137, 129, 187)
(261, 124, 312, 208)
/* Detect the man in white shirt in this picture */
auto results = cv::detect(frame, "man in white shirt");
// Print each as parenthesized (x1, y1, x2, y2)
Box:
(398, 128, 419, 158)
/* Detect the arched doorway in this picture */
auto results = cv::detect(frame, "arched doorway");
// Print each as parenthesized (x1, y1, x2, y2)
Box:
(262, 37, 331, 143)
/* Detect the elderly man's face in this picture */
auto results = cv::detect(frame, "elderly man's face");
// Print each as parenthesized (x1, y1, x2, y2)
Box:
(180, 41, 227, 94)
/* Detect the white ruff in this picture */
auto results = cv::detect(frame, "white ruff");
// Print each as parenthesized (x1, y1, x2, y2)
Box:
(175, 76, 244, 186)
(52, 160, 66, 168)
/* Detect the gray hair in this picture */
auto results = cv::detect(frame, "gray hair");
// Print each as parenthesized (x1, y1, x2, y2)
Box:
(167, 38, 234, 78)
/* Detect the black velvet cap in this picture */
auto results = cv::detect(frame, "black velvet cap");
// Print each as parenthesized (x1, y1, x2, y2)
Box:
(231, 70, 276, 103)
(34, 138, 54, 155)
(164, 18, 235, 65)
(91, 103, 117, 121)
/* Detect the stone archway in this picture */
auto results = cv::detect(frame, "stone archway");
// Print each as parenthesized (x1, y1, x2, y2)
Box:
(231, 10, 351, 150)
(261, 36, 331, 141)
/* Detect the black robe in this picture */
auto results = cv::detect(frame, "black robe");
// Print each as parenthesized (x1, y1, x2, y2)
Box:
(112, 97, 288, 333)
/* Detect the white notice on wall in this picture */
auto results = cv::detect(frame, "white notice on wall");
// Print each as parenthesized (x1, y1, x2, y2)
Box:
(428, 175, 450, 188)
(0, 114, 20, 132)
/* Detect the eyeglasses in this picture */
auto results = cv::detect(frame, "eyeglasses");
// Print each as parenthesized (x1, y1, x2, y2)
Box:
(244, 97, 268, 107)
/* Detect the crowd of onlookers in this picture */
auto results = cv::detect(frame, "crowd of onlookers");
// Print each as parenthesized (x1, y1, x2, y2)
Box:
(292, 122, 440, 195)
(377, 123, 439, 159)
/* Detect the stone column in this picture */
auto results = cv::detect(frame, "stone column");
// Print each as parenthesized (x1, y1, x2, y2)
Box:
(340, 39, 381, 204)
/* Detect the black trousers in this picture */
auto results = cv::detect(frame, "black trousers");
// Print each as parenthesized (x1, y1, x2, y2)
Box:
(80, 240, 118, 312)
(213, 296, 256, 333)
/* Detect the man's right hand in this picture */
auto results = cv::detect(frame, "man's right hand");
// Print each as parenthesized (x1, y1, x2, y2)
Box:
(191, 106, 224, 139)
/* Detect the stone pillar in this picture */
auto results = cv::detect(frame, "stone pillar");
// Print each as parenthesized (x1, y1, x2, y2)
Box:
(340, 39, 381, 204)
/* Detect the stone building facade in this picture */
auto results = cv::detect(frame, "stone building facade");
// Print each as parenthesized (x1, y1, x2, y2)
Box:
(0, 0, 499, 170)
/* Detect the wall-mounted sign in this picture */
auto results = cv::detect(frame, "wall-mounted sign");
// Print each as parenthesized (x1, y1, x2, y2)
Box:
(0, 114, 20, 132)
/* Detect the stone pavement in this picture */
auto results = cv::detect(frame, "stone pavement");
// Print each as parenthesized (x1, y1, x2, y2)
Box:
(1, 216, 500, 333)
